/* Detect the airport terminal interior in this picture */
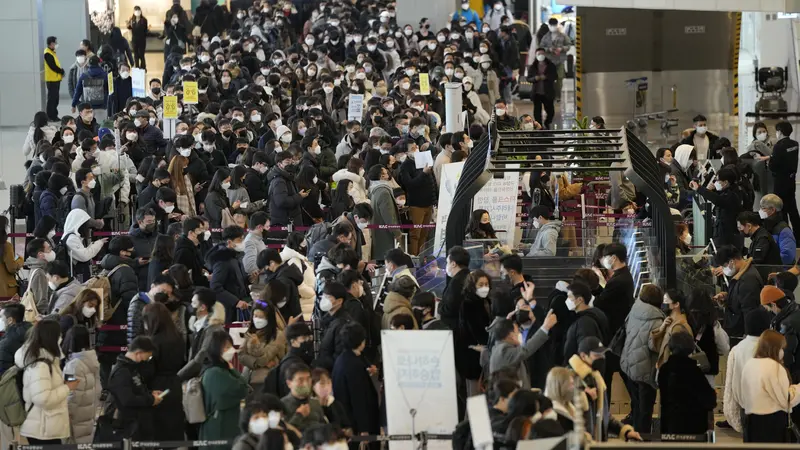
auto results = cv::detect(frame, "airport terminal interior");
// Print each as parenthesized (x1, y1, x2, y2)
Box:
(2, 0, 800, 448)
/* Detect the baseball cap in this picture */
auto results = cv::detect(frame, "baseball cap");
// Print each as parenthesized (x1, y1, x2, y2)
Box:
(578, 336, 609, 355)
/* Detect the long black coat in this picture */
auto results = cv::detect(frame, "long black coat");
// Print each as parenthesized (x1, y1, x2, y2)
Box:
(439, 270, 469, 330)
(454, 292, 491, 380)
(332, 350, 380, 435)
(657, 354, 716, 434)
(174, 236, 209, 288)
(267, 166, 303, 226)
(149, 330, 186, 440)
(108, 355, 156, 439)
(206, 245, 248, 323)
(593, 265, 634, 337)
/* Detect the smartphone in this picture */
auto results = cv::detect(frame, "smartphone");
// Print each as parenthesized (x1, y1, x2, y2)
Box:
(157, 389, 170, 399)
(65, 374, 77, 382)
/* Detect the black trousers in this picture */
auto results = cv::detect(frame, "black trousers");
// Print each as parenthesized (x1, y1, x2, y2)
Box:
(626, 379, 657, 433)
(46, 81, 60, 120)
(777, 186, 800, 242)
(133, 43, 146, 69)
(532, 93, 555, 128)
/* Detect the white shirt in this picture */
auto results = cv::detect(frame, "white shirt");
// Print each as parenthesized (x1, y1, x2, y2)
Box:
(741, 357, 800, 415)
(723, 335, 758, 431)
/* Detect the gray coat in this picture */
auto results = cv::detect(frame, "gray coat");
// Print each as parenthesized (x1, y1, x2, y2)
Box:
(242, 232, 266, 275)
(24, 257, 50, 314)
(369, 181, 401, 260)
(488, 328, 550, 389)
(619, 300, 664, 386)
(527, 220, 561, 257)
(65, 350, 101, 444)
(539, 30, 571, 65)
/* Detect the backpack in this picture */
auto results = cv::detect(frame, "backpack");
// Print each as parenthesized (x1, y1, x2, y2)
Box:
(20, 268, 42, 322)
(54, 232, 75, 265)
(0, 357, 51, 426)
(55, 192, 76, 231)
(82, 75, 106, 105)
(182, 376, 206, 424)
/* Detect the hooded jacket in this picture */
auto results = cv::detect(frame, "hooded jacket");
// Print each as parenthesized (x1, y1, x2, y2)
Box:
(24, 256, 50, 314)
(527, 220, 561, 257)
(620, 300, 664, 386)
(267, 165, 303, 226)
(332, 169, 370, 204)
(64, 209, 104, 264)
(206, 244, 249, 323)
(71, 65, 108, 109)
(15, 346, 71, 440)
(763, 213, 796, 265)
(313, 256, 341, 317)
(381, 292, 418, 330)
(259, 262, 304, 320)
(96, 254, 138, 351)
(65, 349, 101, 443)
(280, 246, 315, 307)
(563, 307, 610, 365)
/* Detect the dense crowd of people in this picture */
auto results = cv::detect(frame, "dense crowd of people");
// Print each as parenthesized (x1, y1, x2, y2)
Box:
(10, 0, 800, 448)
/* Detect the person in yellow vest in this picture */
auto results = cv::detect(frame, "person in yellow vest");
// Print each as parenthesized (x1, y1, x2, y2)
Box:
(44, 36, 65, 122)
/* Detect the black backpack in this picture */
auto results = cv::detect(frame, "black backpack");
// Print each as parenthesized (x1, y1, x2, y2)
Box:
(55, 192, 76, 232)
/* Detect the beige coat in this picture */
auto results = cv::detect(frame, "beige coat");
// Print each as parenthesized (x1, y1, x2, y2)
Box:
(651, 313, 693, 369)
(238, 329, 287, 386)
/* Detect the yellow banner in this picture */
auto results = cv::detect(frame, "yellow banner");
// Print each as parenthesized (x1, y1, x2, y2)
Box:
(419, 73, 430, 95)
(107, 72, 114, 95)
(183, 81, 198, 105)
(163, 95, 179, 119)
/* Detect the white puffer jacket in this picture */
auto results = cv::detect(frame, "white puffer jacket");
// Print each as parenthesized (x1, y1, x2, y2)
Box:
(14, 346, 71, 440)
(280, 247, 315, 306)
(65, 350, 101, 443)
(332, 169, 370, 204)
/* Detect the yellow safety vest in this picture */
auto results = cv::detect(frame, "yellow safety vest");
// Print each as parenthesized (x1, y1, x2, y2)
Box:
(44, 48, 63, 82)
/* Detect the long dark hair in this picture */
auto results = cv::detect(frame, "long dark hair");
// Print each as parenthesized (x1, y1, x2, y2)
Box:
(687, 288, 717, 332)
(143, 302, 180, 338)
(330, 179, 354, 218)
(168, 263, 193, 290)
(230, 165, 247, 190)
(0, 216, 9, 245)
(286, 232, 306, 254)
(466, 209, 496, 239)
(151, 234, 175, 262)
(25, 319, 62, 362)
(295, 165, 318, 191)
(248, 302, 278, 341)
(205, 329, 234, 369)
(209, 167, 232, 199)
(32, 111, 48, 144)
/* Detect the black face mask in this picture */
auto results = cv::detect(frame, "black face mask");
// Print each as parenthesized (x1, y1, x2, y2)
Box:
(516, 309, 532, 327)
(298, 340, 314, 363)
(591, 357, 606, 374)
(151, 87, 162, 95)
(661, 304, 672, 315)
(143, 223, 156, 234)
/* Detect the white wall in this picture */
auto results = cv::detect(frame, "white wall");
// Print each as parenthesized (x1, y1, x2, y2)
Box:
(564, 0, 797, 11)
(41, 0, 90, 100)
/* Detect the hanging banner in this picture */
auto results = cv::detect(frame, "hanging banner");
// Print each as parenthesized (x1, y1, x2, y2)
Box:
(107, 72, 114, 95)
(419, 73, 430, 95)
(162, 95, 179, 119)
(183, 81, 199, 104)
(433, 162, 465, 257)
(382, 330, 457, 450)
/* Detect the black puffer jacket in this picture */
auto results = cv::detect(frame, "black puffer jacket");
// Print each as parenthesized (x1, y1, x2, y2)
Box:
(107, 355, 156, 439)
(261, 263, 303, 320)
(205, 244, 248, 323)
(267, 165, 302, 226)
(563, 307, 610, 364)
(128, 223, 158, 292)
(0, 322, 32, 374)
(174, 236, 209, 288)
(97, 254, 139, 350)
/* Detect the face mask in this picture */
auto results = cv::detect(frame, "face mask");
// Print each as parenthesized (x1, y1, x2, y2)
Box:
(171, 17, 179, 25)
(47, 230, 56, 240)
(48, 281, 59, 290)
(149, 118, 156, 126)
(695, 126, 707, 135)
(87, 179, 97, 189)
(77, 56, 86, 65)
(476, 287, 490, 298)
(59, 187, 68, 195)
(536, 53, 547, 62)
(43, 250, 56, 262)
(757, 132, 768, 142)
(713, 181, 724, 191)
(759, 209, 770, 220)
(427, 43, 437, 50)
(293, 385, 311, 398)
(496, 108, 506, 117)
(305, 38, 315, 46)
(221, 181, 231, 190)
(164, 205, 175, 214)
(533, 219, 541, 229)
(234, 242, 246, 253)
(178, 148, 192, 157)
(566, 298, 577, 311)
(250, 417, 269, 435)
(367, 44, 377, 52)
(251, 114, 262, 123)
(126, 132, 139, 142)
(722, 264, 735, 277)
(396, 199, 406, 207)
(204, 230, 212, 241)
(601, 255, 614, 270)
(682, 233, 692, 245)
(222, 347, 237, 362)
(355, 72, 366, 80)
(777, 131, 785, 140)
(82, 305, 96, 318)
(253, 317, 268, 329)
(320, 296, 334, 312)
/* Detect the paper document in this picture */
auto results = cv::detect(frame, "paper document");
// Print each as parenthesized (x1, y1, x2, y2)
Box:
(415, 150, 434, 169)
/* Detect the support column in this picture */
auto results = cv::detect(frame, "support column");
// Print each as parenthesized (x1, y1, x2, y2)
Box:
(42, 0, 89, 100)
(0, 0, 44, 127)
(444, 82, 464, 133)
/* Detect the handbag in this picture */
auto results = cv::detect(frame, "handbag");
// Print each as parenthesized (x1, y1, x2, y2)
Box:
(689, 329, 711, 373)
(182, 376, 207, 424)
(608, 318, 627, 356)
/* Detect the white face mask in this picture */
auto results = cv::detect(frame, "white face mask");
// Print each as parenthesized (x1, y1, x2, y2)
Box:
(713, 181, 724, 191)
(759, 209, 770, 219)
(250, 417, 269, 435)
(234, 242, 246, 253)
(44, 251, 56, 262)
(566, 297, 577, 311)
(179, 148, 192, 157)
(222, 347, 237, 362)
(60, 187, 68, 195)
(533, 219, 541, 229)
(601, 255, 614, 270)
(126, 132, 138, 141)
(722, 264, 735, 277)
(63, 134, 74, 144)
(323, 86, 334, 94)
(149, 118, 156, 126)
(164, 204, 175, 214)
(396, 199, 406, 207)
(757, 132, 768, 142)
(120, 71, 130, 79)
(682, 233, 692, 245)
(204, 230, 212, 241)
(536, 54, 546, 62)
(320, 296, 334, 312)
(86, 179, 97, 189)
(695, 126, 707, 135)
(221, 181, 231, 190)
(496, 108, 506, 116)
(253, 317, 268, 329)
(0, 318, 6, 332)
(780, 349, 785, 361)
(476, 287, 490, 298)
(47, 230, 56, 240)
(82, 305, 96, 318)
(77, 56, 86, 65)
(48, 281, 59, 290)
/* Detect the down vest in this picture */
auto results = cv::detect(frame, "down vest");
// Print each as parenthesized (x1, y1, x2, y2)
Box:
(620, 300, 664, 386)
(65, 350, 101, 443)
(14, 346, 71, 441)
